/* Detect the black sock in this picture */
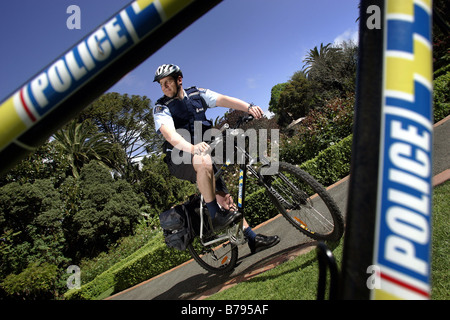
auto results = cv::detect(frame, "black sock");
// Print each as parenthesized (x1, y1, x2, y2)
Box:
(205, 200, 220, 219)
(244, 227, 257, 243)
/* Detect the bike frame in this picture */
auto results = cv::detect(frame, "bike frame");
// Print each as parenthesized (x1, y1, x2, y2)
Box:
(196, 120, 265, 247)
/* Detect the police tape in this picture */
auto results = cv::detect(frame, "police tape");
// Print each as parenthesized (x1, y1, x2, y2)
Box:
(0, 0, 220, 175)
(372, 0, 433, 300)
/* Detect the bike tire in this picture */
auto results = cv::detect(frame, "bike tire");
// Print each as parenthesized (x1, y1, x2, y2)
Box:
(187, 237, 238, 274)
(263, 161, 344, 241)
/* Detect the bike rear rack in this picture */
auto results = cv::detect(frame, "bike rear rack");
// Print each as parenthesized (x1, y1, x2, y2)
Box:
(316, 242, 340, 300)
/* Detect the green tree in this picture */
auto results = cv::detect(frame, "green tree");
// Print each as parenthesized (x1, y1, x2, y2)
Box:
(268, 82, 287, 116)
(432, 0, 450, 78)
(276, 71, 318, 127)
(78, 93, 163, 181)
(0, 141, 66, 188)
(63, 162, 142, 259)
(134, 154, 196, 217)
(302, 43, 339, 76)
(1, 262, 60, 300)
(53, 119, 122, 179)
(303, 41, 358, 102)
(0, 179, 67, 279)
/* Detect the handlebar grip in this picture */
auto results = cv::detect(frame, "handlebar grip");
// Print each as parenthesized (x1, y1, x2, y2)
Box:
(233, 115, 254, 129)
(244, 115, 254, 122)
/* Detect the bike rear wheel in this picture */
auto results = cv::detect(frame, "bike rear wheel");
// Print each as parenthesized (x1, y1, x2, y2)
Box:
(263, 161, 344, 241)
(188, 236, 238, 274)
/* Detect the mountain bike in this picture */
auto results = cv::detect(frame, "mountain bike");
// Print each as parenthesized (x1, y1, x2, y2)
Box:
(186, 115, 344, 274)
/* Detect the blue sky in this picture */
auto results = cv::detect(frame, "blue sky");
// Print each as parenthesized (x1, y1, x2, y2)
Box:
(0, 0, 359, 121)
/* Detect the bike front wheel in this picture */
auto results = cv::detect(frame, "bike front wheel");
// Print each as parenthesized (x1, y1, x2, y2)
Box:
(263, 162, 344, 241)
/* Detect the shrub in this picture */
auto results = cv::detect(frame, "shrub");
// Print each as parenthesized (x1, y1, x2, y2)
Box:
(0, 179, 67, 282)
(244, 135, 353, 226)
(299, 134, 353, 187)
(63, 162, 142, 259)
(77, 225, 159, 284)
(113, 236, 191, 292)
(244, 188, 278, 227)
(1, 262, 59, 300)
(64, 233, 192, 300)
(433, 71, 450, 123)
(280, 94, 354, 165)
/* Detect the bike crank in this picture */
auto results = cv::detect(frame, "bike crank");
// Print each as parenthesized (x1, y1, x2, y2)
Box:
(227, 219, 246, 245)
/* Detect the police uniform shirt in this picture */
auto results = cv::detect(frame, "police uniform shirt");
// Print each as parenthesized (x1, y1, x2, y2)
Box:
(153, 88, 219, 134)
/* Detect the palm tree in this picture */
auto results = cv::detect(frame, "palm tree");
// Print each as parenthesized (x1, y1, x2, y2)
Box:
(53, 120, 120, 178)
(302, 43, 340, 77)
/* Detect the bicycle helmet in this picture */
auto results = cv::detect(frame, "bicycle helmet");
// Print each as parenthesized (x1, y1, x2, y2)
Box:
(153, 64, 183, 82)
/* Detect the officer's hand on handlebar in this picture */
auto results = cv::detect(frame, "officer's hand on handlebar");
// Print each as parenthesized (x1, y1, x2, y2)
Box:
(248, 104, 264, 119)
(193, 142, 210, 156)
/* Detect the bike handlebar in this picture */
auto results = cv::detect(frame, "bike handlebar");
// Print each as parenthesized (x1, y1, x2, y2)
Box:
(207, 114, 255, 151)
(234, 114, 254, 129)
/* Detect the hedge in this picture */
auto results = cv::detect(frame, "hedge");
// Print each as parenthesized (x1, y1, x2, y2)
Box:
(64, 233, 191, 300)
(244, 134, 353, 227)
(298, 134, 352, 187)
(433, 71, 450, 123)
(244, 188, 279, 227)
(65, 134, 353, 300)
(113, 235, 191, 293)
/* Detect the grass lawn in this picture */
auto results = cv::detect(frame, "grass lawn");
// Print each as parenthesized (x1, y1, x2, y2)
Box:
(208, 181, 449, 300)
(431, 181, 450, 299)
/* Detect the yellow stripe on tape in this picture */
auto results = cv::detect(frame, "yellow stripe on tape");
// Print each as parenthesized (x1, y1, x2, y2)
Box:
(387, 0, 414, 16)
(373, 289, 403, 300)
(159, 0, 194, 20)
(413, 36, 432, 85)
(135, 0, 154, 11)
(386, 56, 414, 95)
(0, 97, 27, 151)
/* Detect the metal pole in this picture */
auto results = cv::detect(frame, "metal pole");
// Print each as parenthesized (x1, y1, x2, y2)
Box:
(340, 0, 385, 300)
(341, 0, 434, 300)
(0, 0, 222, 176)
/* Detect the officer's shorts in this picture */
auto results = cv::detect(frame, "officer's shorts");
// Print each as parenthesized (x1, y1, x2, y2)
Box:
(164, 148, 229, 194)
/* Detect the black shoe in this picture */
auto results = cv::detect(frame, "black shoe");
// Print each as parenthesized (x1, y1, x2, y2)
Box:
(249, 234, 280, 254)
(212, 209, 242, 231)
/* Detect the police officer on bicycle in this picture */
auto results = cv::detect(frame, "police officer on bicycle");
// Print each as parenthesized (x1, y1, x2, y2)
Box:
(153, 64, 279, 254)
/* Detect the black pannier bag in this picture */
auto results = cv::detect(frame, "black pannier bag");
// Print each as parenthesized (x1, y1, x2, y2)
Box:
(159, 204, 192, 251)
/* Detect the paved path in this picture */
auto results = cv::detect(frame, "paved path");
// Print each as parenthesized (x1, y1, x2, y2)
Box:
(108, 116, 449, 300)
